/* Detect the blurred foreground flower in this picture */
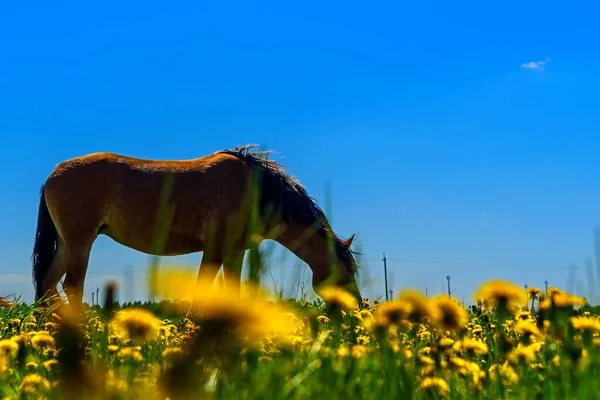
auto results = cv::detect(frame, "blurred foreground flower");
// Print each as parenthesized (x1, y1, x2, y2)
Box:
(318, 286, 359, 313)
(430, 295, 468, 332)
(110, 308, 163, 342)
(473, 280, 527, 313)
(152, 266, 297, 343)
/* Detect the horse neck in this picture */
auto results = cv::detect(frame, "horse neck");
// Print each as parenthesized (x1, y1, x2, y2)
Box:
(270, 221, 345, 282)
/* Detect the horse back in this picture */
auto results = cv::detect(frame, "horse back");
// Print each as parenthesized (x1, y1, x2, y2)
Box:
(42, 151, 254, 254)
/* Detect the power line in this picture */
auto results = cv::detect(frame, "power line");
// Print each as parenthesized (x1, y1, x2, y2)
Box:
(376, 257, 583, 270)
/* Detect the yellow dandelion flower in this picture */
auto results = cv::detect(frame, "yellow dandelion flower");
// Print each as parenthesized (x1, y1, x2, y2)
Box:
(552, 292, 586, 308)
(547, 287, 562, 298)
(515, 310, 533, 322)
(337, 346, 350, 358)
(25, 362, 38, 371)
(319, 286, 359, 311)
(473, 280, 527, 312)
(397, 289, 434, 323)
(374, 300, 410, 328)
(421, 377, 450, 398)
(0, 339, 19, 359)
(317, 315, 330, 323)
(356, 335, 370, 346)
(19, 374, 51, 395)
(155, 269, 297, 344)
(107, 345, 120, 354)
(514, 320, 544, 342)
(430, 295, 469, 332)
(42, 322, 57, 332)
(570, 316, 600, 333)
(508, 345, 536, 365)
(527, 287, 542, 300)
(418, 347, 431, 356)
(30, 332, 55, 352)
(351, 344, 367, 359)
(117, 347, 144, 363)
(43, 359, 58, 372)
(110, 308, 162, 342)
(450, 355, 468, 369)
(454, 338, 489, 355)
(489, 362, 519, 384)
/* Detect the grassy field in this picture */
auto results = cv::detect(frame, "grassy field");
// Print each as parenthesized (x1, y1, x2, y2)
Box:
(2, 270, 600, 399)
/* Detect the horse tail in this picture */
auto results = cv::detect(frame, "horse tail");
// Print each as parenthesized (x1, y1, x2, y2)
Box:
(31, 184, 58, 299)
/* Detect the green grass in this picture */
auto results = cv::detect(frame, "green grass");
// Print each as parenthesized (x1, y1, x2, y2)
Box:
(2, 281, 600, 400)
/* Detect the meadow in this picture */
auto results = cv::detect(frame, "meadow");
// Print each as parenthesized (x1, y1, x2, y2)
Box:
(2, 268, 600, 400)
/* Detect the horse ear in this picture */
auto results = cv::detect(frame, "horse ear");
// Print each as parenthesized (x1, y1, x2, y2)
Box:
(342, 234, 355, 248)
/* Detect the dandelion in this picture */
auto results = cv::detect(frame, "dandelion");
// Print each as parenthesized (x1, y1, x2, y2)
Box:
(351, 344, 367, 359)
(430, 295, 469, 332)
(26, 362, 38, 371)
(43, 359, 58, 372)
(552, 292, 587, 308)
(19, 374, 51, 396)
(30, 331, 55, 352)
(527, 287, 542, 301)
(0, 339, 19, 359)
(397, 289, 434, 323)
(162, 273, 297, 346)
(107, 345, 119, 354)
(117, 347, 144, 363)
(489, 362, 519, 384)
(337, 346, 350, 358)
(473, 280, 527, 314)
(420, 377, 450, 398)
(454, 338, 489, 356)
(374, 300, 410, 328)
(508, 345, 537, 365)
(110, 308, 162, 342)
(570, 316, 600, 333)
(547, 287, 562, 298)
(319, 286, 359, 312)
(515, 310, 533, 322)
(514, 320, 543, 343)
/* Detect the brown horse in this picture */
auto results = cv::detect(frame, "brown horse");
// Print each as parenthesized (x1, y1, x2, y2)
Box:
(0, 296, 12, 309)
(31, 145, 361, 311)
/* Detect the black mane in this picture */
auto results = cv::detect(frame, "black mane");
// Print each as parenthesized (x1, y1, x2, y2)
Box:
(218, 144, 358, 273)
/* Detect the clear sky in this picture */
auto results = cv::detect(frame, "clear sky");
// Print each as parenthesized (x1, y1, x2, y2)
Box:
(1, 0, 600, 306)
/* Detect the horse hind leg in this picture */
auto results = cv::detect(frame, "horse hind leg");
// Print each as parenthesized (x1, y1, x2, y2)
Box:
(222, 249, 245, 297)
(61, 240, 95, 313)
(40, 237, 68, 305)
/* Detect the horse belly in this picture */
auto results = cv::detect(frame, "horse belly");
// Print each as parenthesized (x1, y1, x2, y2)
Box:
(100, 223, 206, 256)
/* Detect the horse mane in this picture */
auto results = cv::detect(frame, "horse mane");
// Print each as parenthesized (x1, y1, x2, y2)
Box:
(217, 144, 359, 274)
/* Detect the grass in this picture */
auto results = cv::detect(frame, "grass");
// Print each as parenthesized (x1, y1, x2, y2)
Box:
(2, 275, 600, 400)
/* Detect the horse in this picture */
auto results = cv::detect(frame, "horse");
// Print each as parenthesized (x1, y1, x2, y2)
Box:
(31, 144, 362, 312)
(0, 296, 12, 309)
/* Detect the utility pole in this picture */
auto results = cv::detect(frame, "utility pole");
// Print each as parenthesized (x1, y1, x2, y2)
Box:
(544, 278, 548, 297)
(95, 286, 100, 307)
(124, 266, 134, 303)
(91, 292, 95, 307)
(425, 286, 428, 299)
(389, 289, 393, 299)
(383, 253, 389, 301)
(446, 274, 451, 297)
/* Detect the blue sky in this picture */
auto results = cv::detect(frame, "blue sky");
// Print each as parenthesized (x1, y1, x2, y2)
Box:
(1, 0, 600, 305)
